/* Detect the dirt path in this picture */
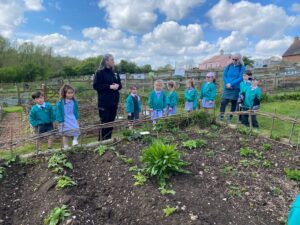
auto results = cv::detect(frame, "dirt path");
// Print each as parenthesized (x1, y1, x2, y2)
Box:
(0, 112, 29, 149)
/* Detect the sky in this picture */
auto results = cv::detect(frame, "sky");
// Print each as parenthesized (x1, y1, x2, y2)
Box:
(0, 0, 300, 68)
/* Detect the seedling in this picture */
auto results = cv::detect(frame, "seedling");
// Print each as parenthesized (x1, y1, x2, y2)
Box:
(163, 206, 177, 217)
(94, 145, 115, 156)
(240, 147, 255, 157)
(133, 172, 147, 186)
(0, 166, 6, 180)
(48, 153, 73, 174)
(226, 185, 242, 198)
(205, 150, 215, 157)
(239, 159, 259, 167)
(221, 165, 237, 176)
(141, 140, 190, 188)
(159, 187, 176, 195)
(271, 187, 283, 196)
(128, 165, 139, 172)
(262, 143, 271, 151)
(182, 139, 207, 150)
(284, 168, 300, 181)
(55, 176, 76, 189)
(44, 205, 70, 225)
(262, 160, 272, 168)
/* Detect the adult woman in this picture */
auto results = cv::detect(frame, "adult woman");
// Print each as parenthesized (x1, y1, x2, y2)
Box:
(93, 54, 122, 140)
(220, 54, 245, 122)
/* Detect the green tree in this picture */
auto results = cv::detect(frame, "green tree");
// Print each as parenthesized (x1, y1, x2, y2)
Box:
(243, 56, 254, 67)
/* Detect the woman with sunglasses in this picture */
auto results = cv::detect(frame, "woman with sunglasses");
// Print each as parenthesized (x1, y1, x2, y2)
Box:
(219, 54, 245, 122)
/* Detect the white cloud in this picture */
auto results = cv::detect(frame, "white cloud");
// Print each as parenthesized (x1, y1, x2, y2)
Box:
(158, 0, 206, 20)
(217, 31, 249, 52)
(0, 0, 44, 38)
(98, 0, 205, 33)
(290, 3, 300, 13)
(98, 0, 157, 33)
(255, 36, 293, 57)
(44, 18, 54, 24)
(207, 0, 300, 38)
(61, 25, 72, 33)
(24, 0, 43, 11)
(48, 1, 61, 11)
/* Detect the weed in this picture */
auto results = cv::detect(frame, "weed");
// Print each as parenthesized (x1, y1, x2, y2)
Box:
(270, 134, 281, 141)
(55, 176, 76, 189)
(94, 145, 115, 156)
(221, 165, 237, 176)
(262, 143, 271, 151)
(262, 160, 272, 168)
(271, 187, 283, 196)
(240, 147, 256, 157)
(128, 165, 139, 172)
(0, 166, 6, 180)
(205, 150, 215, 157)
(284, 168, 300, 181)
(163, 206, 177, 217)
(133, 172, 147, 186)
(122, 130, 142, 141)
(141, 140, 190, 188)
(47, 153, 73, 174)
(226, 185, 242, 198)
(239, 159, 260, 167)
(159, 187, 176, 195)
(44, 205, 70, 225)
(182, 139, 207, 150)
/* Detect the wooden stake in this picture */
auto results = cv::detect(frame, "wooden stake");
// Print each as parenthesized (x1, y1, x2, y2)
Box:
(270, 109, 276, 138)
(288, 116, 297, 144)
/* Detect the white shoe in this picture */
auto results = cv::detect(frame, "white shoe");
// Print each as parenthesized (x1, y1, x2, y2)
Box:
(72, 139, 78, 146)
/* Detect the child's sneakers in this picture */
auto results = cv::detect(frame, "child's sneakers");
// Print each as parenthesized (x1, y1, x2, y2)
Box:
(72, 139, 78, 146)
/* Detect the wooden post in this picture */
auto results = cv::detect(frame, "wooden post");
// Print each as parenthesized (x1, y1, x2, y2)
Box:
(297, 130, 300, 151)
(249, 111, 253, 132)
(42, 84, 48, 100)
(16, 84, 21, 105)
(10, 126, 13, 157)
(270, 109, 276, 138)
(288, 116, 297, 144)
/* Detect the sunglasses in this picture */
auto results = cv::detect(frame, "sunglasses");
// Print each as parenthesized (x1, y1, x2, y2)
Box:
(232, 58, 238, 61)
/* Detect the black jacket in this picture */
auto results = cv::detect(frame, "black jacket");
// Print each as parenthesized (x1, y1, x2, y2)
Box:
(93, 68, 122, 108)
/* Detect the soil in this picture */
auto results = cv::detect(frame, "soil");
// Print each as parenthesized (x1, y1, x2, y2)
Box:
(0, 126, 299, 225)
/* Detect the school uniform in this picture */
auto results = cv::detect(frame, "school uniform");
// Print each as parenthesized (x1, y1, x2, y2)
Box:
(148, 90, 166, 120)
(126, 94, 141, 120)
(166, 91, 178, 116)
(241, 86, 262, 128)
(288, 194, 300, 225)
(200, 82, 216, 109)
(29, 102, 55, 134)
(185, 88, 198, 111)
(56, 99, 80, 137)
(238, 80, 251, 121)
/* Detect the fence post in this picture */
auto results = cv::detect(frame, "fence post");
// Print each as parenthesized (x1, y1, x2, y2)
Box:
(270, 109, 276, 138)
(288, 116, 297, 144)
(16, 84, 21, 105)
(249, 111, 253, 132)
(10, 126, 13, 157)
(42, 84, 48, 100)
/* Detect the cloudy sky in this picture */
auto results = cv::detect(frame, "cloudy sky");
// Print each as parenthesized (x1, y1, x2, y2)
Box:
(1, 0, 300, 67)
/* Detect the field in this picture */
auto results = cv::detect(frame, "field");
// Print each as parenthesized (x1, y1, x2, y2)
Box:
(0, 115, 299, 225)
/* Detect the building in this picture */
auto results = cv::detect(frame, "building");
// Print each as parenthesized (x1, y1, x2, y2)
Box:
(253, 56, 282, 68)
(199, 50, 232, 70)
(282, 36, 300, 63)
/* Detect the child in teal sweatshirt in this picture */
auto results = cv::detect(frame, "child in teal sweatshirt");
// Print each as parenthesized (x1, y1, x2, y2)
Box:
(148, 79, 166, 121)
(166, 80, 178, 116)
(185, 79, 198, 112)
(200, 72, 216, 112)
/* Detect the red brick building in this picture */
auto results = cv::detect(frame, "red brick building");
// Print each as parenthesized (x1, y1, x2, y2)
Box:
(282, 37, 300, 63)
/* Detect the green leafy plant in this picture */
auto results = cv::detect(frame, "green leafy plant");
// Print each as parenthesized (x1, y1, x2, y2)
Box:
(141, 140, 190, 188)
(262, 160, 272, 168)
(205, 150, 215, 157)
(271, 187, 283, 196)
(226, 185, 242, 198)
(163, 206, 177, 217)
(221, 165, 237, 176)
(262, 143, 271, 151)
(55, 176, 76, 189)
(182, 139, 207, 150)
(122, 130, 142, 141)
(284, 168, 300, 181)
(94, 145, 115, 156)
(128, 165, 139, 172)
(0, 166, 6, 180)
(159, 187, 176, 195)
(47, 153, 73, 174)
(133, 172, 147, 186)
(44, 205, 70, 225)
(240, 147, 256, 157)
(270, 134, 281, 141)
(239, 159, 260, 167)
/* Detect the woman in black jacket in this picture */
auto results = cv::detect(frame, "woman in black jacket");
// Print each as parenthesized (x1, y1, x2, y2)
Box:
(93, 54, 122, 140)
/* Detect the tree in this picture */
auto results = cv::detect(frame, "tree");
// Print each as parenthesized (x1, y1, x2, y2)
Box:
(243, 56, 254, 67)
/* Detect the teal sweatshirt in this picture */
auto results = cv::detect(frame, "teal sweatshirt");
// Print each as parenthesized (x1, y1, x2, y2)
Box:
(148, 90, 166, 110)
(288, 194, 300, 225)
(243, 86, 262, 109)
(200, 82, 216, 101)
(126, 94, 142, 113)
(29, 102, 55, 127)
(239, 80, 251, 95)
(185, 88, 198, 110)
(166, 91, 178, 108)
(55, 99, 79, 123)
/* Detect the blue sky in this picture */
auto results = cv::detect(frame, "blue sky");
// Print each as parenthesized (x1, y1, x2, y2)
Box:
(1, 0, 300, 67)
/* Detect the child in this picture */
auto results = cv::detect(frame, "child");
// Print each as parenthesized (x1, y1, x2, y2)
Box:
(184, 79, 198, 112)
(56, 84, 80, 149)
(288, 194, 300, 225)
(238, 70, 252, 121)
(29, 91, 55, 154)
(148, 79, 167, 122)
(126, 86, 142, 121)
(241, 77, 262, 128)
(199, 72, 216, 113)
(166, 80, 178, 116)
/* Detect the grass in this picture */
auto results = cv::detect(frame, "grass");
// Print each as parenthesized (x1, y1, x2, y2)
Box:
(3, 106, 23, 113)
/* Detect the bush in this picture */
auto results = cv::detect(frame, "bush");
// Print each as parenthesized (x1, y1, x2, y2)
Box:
(141, 140, 190, 187)
(284, 168, 300, 181)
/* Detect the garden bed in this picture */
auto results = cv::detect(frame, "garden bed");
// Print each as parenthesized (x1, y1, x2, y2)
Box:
(0, 125, 299, 225)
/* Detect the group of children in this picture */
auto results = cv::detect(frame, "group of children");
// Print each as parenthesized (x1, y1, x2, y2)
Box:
(126, 70, 262, 128)
(29, 84, 80, 153)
